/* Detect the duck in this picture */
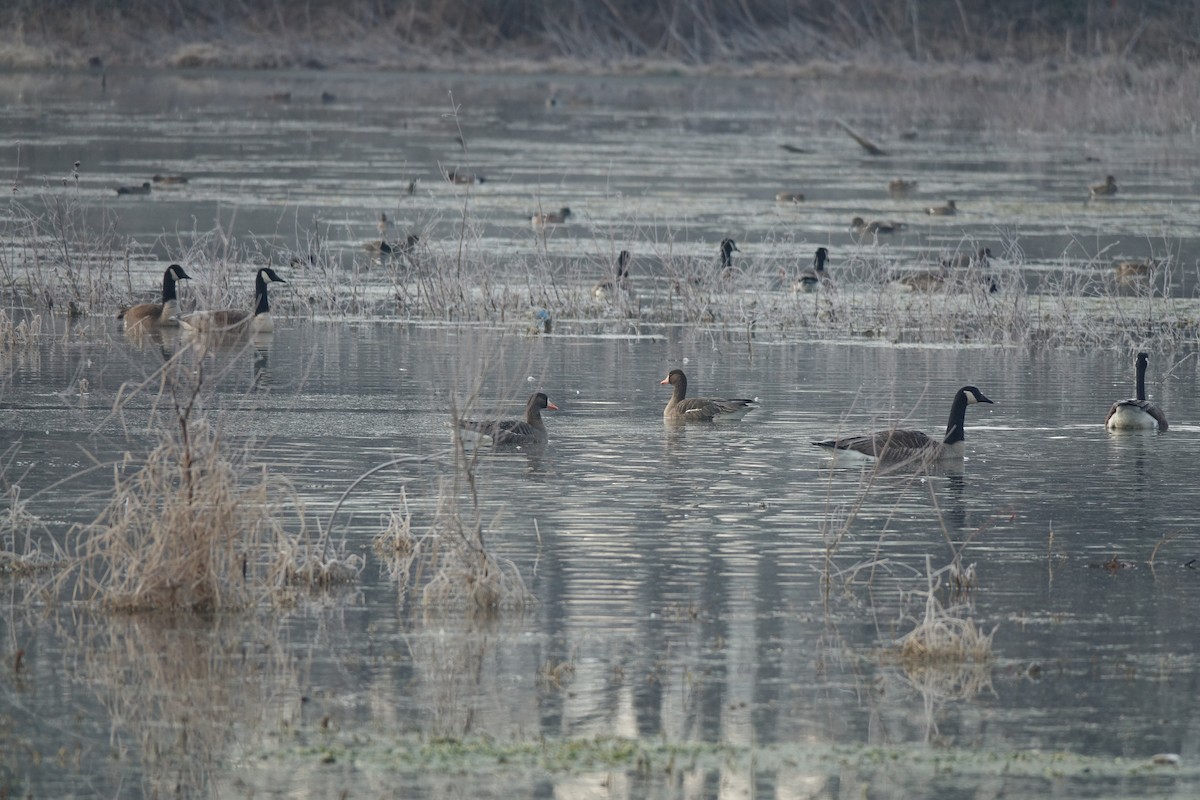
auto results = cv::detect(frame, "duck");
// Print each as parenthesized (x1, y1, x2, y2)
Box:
(115, 182, 151, 196)
(719, 238, 739, 272)
(850, 217, 904, 235)
(813, 385, 994, 463)
(942, 248, 992, 269)
(446, 169, 485, 185)
(1114, 259, 1153, 283)
(118, 264, 191, 330)
(456, 392, 558, 447)
(660, 369, 756, 422)
(794, 247, 830, 293)
(593, 250, 632, 300)
(152, 174, 188, 185)
(776, 192, 805, 203)
(1106, 352, 1167, 431)
(926, 200, 957, 216)
(179, 267, 287, 335)
(531, 207, 572, 226)
(887, 178, 918, 198)
(1089, 175, 1118, 198)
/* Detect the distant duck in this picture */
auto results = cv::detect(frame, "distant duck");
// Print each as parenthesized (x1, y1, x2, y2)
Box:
(446, 169, 485, 185)
(776, 191, 805, 203)
(926, 200, 957, 216)
(888, 178, 918, 198)
(180, 267, 287, 335)
(152, 174, 188, 185)
(456, 392, 558, 447)
(115, 182, 151, 196)
(719, 238, 739, 271)
(850, 217, 904, 235)
(118, 264, 191, 330)
(813, 385, 994, 464)
(660, 369, 756, 422)
(1089, 175, 1118, 199)
(1106, 352, 1167, 431)
(942, 248, 992, 269)
(593, 250, 632, 300)
(532, 207, 572, 226)
(1114, 259, 1153, 283)
(794, 247, 830, 293)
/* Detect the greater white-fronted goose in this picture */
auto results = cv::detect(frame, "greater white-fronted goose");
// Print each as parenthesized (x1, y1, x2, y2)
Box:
(776, 191, 805, 203)
(532, 207, 572, 226)
(152, 174, 188, 185)
(660, 369, 756, 422)
(180, 267, 287, 335)
(895, 265, 949, 292)
(1089, 175, 1118, 198)
(118, 264, 191, 330)
(794, 247, 830, 293)
(813, 385, 994, 463)
(926, 200, 957, 216)
(1106, 352, 1167, 431)
(457, 392, 559, 446)
(888, 178, 917, 198)
(593, 250, 632, 300)
(1114, 259, 1153, 283)
(115, 181, 151, 196)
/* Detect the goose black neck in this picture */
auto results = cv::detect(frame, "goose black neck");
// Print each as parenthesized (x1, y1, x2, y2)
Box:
(254, 271, 271, 316)
(1135, 354, 1148, 401)
(942, 390, 970, 445)
(161, 270, 179, 303)
(814, 248, 827, 272)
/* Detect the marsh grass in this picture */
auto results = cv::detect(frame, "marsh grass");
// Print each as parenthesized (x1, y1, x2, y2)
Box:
(895, 556, 996, 667)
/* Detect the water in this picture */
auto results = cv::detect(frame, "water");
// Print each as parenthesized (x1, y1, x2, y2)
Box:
(2, 70, 1200, 797)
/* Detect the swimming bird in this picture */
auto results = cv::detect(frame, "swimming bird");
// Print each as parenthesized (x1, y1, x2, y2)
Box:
(926, 200, 957, 216)
(364, 234, 420, 261)
(660, 369, 756, 422)
(1114, 259, 1153, 283)
(152, 174, 188, 185)
(456, 392, 558, 447)
(942, 248, 992, 269)
(532, 207, 572, 226)
(776, 192, 805, 203)
(813, 386, 994, 463)
(377, 212, 394, 237)
(1089, 175, 1118, 198)
(593, 250, 632, 301)
(895, 265, 949, 292)
(446, 169, 485, 185)
(850, 217, 904, 235)
(794, 247, 830, 293)
(888, 178, 918, 198)
(180, 267, 287, 335)
(118, 264, 191, 330)
(1106, 352, 1167, 431)
(115, 182, 151, 196)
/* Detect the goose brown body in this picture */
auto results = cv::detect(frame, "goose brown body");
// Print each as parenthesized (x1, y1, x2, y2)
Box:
(180, 267, 286, 335)
(119, 264, 191, 330)
(660, 369, 756, 422)
(457, 392, 559, 446)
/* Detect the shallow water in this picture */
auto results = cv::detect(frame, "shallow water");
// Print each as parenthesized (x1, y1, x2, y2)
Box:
(2, 70, 1200, 798)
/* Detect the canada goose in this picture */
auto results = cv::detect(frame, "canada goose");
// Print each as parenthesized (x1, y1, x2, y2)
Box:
(1106, 352, 1167, 431)
(593, 250, 632, 300)
(532, 207, 572, 226)
(115, 182, 151, 196)
(794, 247, 830, 293)
(1114, 259, 1153, 283)
(377, 212, 394, 237)
(776, 192, 805, 203)
(660, 369, 756, 422)
(446, 169, 485, 185)
(118, 264, 191, 330)
(926, 200, 957, 216)
(180, 267, 287, 335)
(152, 174, 188, 185)
(719, 238, 739, 271)
(888, 178, 918, 198)
(850, 217, 904, 235)
(456, 392, 558, 447)
(1089, 175, 1118, 198)
(813, 385, 994, 463)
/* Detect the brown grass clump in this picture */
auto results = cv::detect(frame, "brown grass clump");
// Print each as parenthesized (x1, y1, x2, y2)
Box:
(895, 557, 995, 667)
